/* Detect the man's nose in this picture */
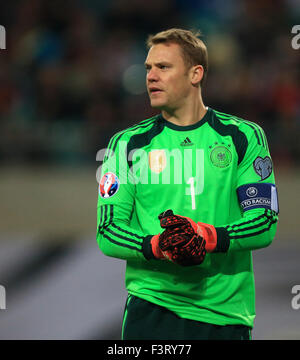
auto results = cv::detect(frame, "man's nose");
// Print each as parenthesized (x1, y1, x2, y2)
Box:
(147, 68, 158, 82)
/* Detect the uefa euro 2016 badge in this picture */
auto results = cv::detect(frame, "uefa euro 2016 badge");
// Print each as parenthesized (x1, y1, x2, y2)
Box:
(99, 172, 120, 198)
(209, 143, 232, 168)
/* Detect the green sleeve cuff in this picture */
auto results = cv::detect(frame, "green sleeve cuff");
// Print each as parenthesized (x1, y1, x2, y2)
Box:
(215, 227, 230, 253)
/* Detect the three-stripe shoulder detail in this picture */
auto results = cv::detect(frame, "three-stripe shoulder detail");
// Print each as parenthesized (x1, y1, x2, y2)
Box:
(214, 110, 268, 151)
(104, 116, 158, 161)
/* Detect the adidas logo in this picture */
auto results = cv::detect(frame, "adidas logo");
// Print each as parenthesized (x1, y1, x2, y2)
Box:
(180, 137, 194, 146)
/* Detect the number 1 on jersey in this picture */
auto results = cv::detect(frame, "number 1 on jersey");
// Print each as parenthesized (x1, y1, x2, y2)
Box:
(185, 149, 204, 210)
(187, 177, 196, 210)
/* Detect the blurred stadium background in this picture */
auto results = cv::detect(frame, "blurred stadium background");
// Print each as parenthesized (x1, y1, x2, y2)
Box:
(0, 0, 299, 339)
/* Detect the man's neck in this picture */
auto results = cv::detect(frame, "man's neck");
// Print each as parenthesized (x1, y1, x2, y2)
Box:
(161, 96, 207, 127)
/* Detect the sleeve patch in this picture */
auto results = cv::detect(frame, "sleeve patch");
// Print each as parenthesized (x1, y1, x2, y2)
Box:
(253, 156, 272, 180)
(99, 172, 120, 198)
(237, 183, 279, 213)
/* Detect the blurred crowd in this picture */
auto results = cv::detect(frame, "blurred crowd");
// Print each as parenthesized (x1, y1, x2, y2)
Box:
(0, 0, 299, 166)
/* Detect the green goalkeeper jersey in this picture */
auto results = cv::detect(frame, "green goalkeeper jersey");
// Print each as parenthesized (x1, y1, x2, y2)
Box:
(96, 107, 279, 328)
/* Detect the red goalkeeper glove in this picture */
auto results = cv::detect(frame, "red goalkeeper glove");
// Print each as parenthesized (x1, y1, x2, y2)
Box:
(143, 210, 228, 264)
(148, 210, 217, 266)
(158, 210, 218, 253)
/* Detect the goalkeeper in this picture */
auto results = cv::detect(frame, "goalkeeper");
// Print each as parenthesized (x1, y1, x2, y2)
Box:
(96, 28, 279, 340)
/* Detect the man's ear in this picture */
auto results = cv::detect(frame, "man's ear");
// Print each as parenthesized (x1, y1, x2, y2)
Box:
(190, 65, 204, 86)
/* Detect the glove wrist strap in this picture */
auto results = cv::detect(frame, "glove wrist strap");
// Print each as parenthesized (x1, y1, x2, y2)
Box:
(142, 235, 156, 260)
(197, 222, 217, 253)
(151, 234, 165, 259)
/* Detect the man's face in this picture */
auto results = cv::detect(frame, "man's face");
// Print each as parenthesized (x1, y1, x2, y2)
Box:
(145, 42, 192, 111)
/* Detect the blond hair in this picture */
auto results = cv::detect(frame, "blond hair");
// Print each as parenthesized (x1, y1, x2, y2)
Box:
(146, 28, 208, 85)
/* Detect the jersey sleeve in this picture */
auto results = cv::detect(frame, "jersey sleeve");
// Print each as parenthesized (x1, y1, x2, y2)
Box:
(96, 135, 151, 261)
(215, 124, 279, 252)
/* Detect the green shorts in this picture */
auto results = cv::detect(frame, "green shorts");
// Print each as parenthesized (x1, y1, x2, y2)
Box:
(122, 295, 251, 340)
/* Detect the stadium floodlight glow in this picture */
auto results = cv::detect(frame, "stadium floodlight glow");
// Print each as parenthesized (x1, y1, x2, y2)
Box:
(122, 64, 147, 95)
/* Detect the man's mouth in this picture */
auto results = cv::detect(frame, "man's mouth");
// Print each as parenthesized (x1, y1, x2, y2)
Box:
(149, 87, 163, 94)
